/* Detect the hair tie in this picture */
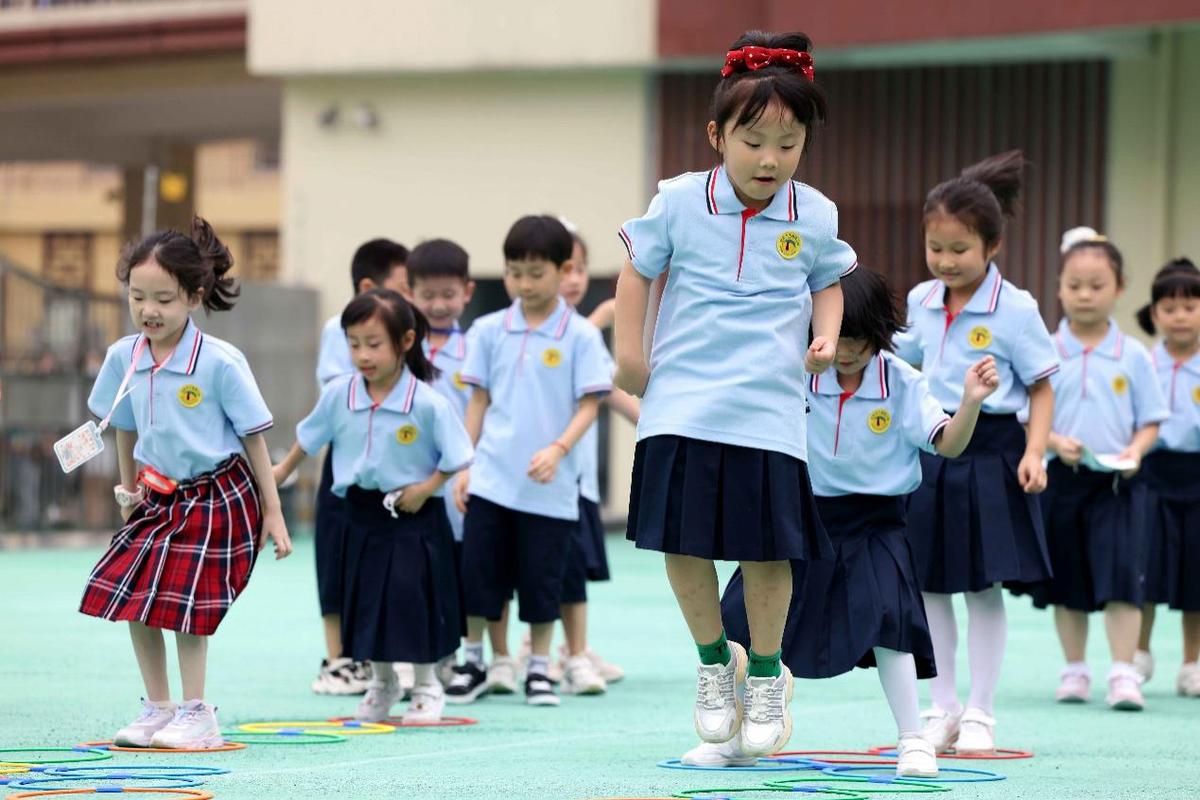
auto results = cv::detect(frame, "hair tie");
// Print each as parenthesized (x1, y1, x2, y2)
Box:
(720, 47, 814, 81)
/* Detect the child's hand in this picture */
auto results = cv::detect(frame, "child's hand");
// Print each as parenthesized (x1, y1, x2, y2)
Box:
(1051, 433, 1084, 466)
(259, 509, 293, 560)
(395, 482, 434, 513)
(805, 336, 836, 374)
(453, 470, 471, 514)
(1116, 446, 1143, 478)
(528, 445, 565, 483)
(614, 360, 650, 398)
(963, 356, 1000, 404)
(1018, 451, 1048, 494)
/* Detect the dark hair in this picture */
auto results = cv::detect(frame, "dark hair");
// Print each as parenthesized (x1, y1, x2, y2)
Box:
(570, 231, 589, 264)
(407, 238, 470, 286)
(1061, 239, 1125, 286)
(1136, 257, 1200, 335)
(350, 238, 409, 293)
(839, 266, 907, 355)
(117, 216, 238, 312)
(710, 31, 827, 147)
(923, 150, 1027, 249)
(340, 288, 439, 383)
(503, 215, 573, 266)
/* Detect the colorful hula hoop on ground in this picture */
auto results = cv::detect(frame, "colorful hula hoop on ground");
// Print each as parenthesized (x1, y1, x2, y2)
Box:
(763, 774, 952, 793)
(45, 767, 229, 779)
(327, 715, 479, 728)
(672, 787, 870, 799)
(657, 757, 820, 773)
(78, 742, 246, 755)
(866, 745, 1034, 760)
(823, 765, 1006, 783)
(1, 765, 33, 775)
(219, 730, 346, 746)
(235, 720, 393, 736)
(4, 790, 213, 800)
(770, 751, 898, 766)
(0, 749, 112, 766)
(7, 775, 201, 791)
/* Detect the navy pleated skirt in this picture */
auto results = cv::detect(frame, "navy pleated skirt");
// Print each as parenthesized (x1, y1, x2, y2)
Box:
(906, 413, 1051, 595)
(1142, 451, 1200, 611)
(314, 450, 348, 616)
(721, 494, 935, 679)
(627, 435, 831, 562)
(579, 497, 610, 582)
(341, 487, 461, 664)
(1024, 460, 1150, 611)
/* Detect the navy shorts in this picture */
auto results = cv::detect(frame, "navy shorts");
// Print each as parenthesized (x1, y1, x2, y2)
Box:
(461, 495, 575, 624)
(560, 513, 589, 605)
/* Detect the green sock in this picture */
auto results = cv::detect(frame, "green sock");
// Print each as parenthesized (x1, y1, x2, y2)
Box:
(697, 632, 731, 666)
(748, 648, 782, 678)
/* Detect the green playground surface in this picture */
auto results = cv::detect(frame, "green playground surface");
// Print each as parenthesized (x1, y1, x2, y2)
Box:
(1, 532, 1196, 799)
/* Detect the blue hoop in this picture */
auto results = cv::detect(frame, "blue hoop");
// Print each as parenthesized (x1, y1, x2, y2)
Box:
(45, 765, 230, 779)
(657, 757, 823, 773)
(7, 775, 200, 790)
(823, 765, 1006, 783)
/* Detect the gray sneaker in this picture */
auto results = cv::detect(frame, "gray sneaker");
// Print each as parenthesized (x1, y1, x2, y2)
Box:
(693, 641, 747, 743)
(149, 699, 222, 750)
(739, 665, 794, 757)
(114, 699, 177, 747)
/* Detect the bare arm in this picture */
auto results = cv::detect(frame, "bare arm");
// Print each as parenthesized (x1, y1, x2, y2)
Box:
(272, 442, 307, 487)
(242, 432, 293, 559)
(1118, 423, 1161, 477)
(806, 283, 844, 373)
(604, 388, 640, 425)
(454, 387, 491, 512)
(934, 356, 999, 458)
(528, 394, 603, 483)
(1018, 378, 1054, 493)
(587, 298, 616, 331)
(115, 428, 139, 520)
(613, 261, 651, 396)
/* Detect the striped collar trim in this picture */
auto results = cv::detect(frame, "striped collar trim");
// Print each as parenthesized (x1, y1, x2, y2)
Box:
(921, 263, 1004, 314)
(132, 318, 203, 376)
(502, 297, 571, 340)
(808, 353, 890, 400)
(348, 369, 418, 413)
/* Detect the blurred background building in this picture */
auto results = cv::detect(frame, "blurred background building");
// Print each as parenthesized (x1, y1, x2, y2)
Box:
(3, 0, 1199, 532)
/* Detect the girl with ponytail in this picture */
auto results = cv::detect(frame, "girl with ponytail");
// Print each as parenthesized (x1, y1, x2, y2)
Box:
(83, 216, 292, 749)
(274, 288, 474, 725)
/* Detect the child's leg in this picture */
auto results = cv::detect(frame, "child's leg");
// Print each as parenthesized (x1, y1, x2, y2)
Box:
(1103, 602, 1141, 664)
(964, 586, 1006, 714)
(665, 554, 723, 645)
(874, 647, 920, 735)
(129, 622, 170, 702)
(1183, 612, 1200, 664)
(487, 603, 510, 658)
(323, 614, 343, 661)
(922, 592, 960, 714)
(175, 632, 208, 701)
(464, 617, 487, 665)
(739, 560, 791, 676)
(412, 662, 437, 686)
(1138, 603, 1156, 652)
(1054, 606, 1089, 663)
(560, 602, 588, 657)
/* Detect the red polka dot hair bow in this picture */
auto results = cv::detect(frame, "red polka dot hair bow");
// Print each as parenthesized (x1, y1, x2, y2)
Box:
(720, 47, 815, 81)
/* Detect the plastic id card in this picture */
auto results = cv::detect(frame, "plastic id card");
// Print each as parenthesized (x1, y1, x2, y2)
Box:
(54, 420, 105, 473)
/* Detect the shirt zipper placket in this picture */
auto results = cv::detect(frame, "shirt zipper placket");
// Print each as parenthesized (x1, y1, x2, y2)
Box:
(1080, 348, 1093, 399)
(833, 390, 854, 455)
(736, 207, 760, 282)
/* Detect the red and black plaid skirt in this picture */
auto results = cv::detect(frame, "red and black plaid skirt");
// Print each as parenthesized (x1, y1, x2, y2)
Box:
(80, 455, 262, 636)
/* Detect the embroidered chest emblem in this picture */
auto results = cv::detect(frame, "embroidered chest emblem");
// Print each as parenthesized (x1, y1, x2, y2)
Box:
(968, 326, 992, 349)
(868, 408, 892, 434)
(177, 384, 203, 408)
(776, 231, 802, 260)
(542, 348, 563, 368)
(1112, 375, 1129, 396)
(452, 371, 467, 390)
(396, 424, 419, 445)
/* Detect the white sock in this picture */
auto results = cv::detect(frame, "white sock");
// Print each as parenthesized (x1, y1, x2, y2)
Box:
(464, 642, 485, 668)
(528, 654, 551, 677)
(371, 661, 398, 686)
(923, 592, 962, 715)
(964, 586, 1006, 714)
(412, 662, 437, 686)
(874, 647, 921, 735)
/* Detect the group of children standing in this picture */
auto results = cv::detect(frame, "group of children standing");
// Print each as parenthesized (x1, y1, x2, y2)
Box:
(72, 24, 1197, 776)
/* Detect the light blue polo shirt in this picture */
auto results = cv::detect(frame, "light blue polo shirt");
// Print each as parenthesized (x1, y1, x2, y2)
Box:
(296, 368, 473, 498)
(1151, 342, 1200, 453)
(315, 313, 354, 387)
(577, 317, 614, 504)
(618, 166, 858, 462)
(424, 325, 472, 540)
(461, 297, 613, 521)
(88, 318, 273, 482)
(897, 263, 1059, 414)
(807, 351, 951, 497)
(1048, 319, 1168, 458)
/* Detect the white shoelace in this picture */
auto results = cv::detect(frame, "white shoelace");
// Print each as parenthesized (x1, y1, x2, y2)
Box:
(697, 668, 734, 710)
(135, 702, 167, 723)
(172, 705, 207, 727)
(744, 680, 785, 724)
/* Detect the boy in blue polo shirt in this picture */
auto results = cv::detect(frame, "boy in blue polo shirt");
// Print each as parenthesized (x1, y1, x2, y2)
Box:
(448, 215, 613, 707)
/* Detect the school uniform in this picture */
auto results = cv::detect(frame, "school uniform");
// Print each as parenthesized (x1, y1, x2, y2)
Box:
(298, 368, 473, 663)
(619, 166, 857, 562)
(459, 297, 612, 624)
(1027, 321, 1169, 612)
(900, 263, 1059, 594)
(80, 318, 272, 636)
(313, 312, 354, 616)
(721, 352, 942, 678)
(1143, 344, 1200, 612)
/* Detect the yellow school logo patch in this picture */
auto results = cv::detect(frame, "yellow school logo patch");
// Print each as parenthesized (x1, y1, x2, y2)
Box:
(868, 408, 892, 434)
(776, 231, 803, 260)
(396, 424, 419, 446)
(1112, 375, 1129, 396)
(1193, 386, 1200, 404)
(452, 371, 467, 391)
(177, 384, 203, 408)
(968, 326, 992, 349)
(541, 348, 563, 368)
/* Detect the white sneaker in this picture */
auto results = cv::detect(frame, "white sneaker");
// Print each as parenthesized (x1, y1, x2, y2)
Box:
(739, 665, 794, 757)
(918, 707, 961, 753)
(586, 648, 625, 683)
(311, 657, 368, 695)
(113, 699, 177, 747)
(356, 676, 403, 722)
(436, 654, 459, 688)
(955, 707, 995, 754)
(562, 654, 607, 696)
(1178, 663, 1200, 697)
(487, 656, 520, 695)
(896, 734, 939, 778)
(1134, 649, 1155, 684)
(681, 738, 757, 768)
(694, 641, 747, 744)
(1055, 664, 1091, 703)
(1106, 664, 1145, 711)
(393, 663, 415, 700)
(402, 682, 446, 724)
(149, 700, 222, 749)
